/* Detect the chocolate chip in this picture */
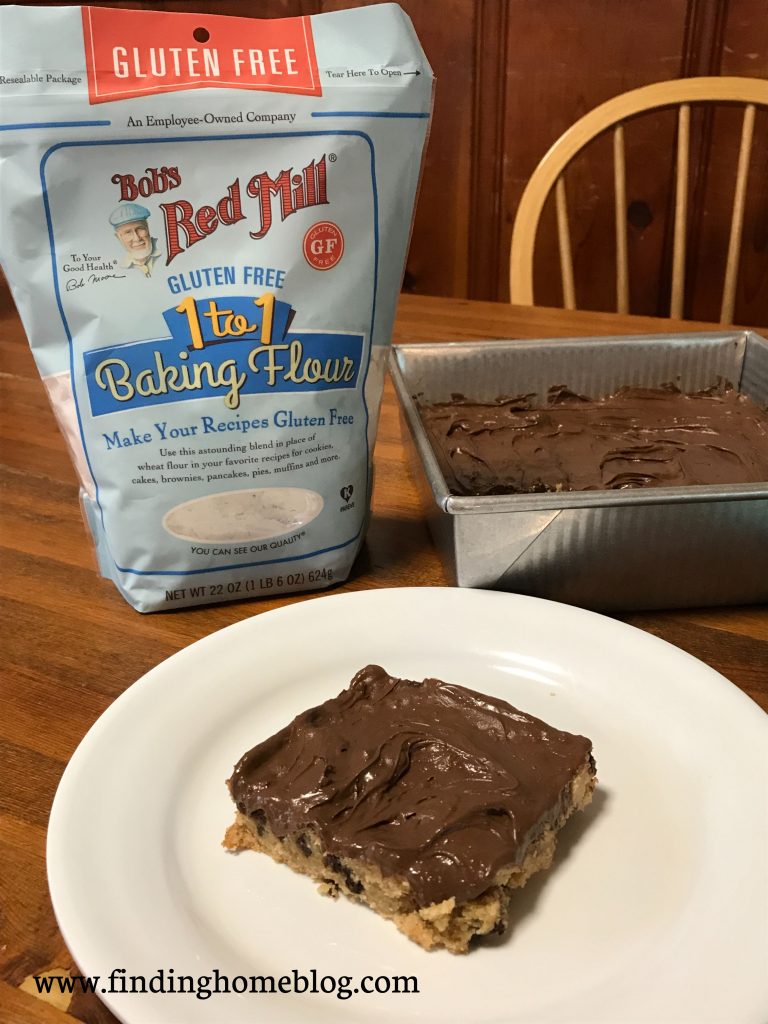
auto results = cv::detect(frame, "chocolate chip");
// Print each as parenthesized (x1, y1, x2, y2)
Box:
(323, 853, 364, 893)
(296, 833, 312, 857)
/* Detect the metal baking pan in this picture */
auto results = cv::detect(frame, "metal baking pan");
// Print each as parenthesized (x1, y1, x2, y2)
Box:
(390, 331, 768, 611)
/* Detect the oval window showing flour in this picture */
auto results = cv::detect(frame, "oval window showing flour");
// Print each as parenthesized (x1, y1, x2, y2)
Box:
(162, 488, 324, 544)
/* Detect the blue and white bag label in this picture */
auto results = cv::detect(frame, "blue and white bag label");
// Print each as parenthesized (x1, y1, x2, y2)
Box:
(0, 3, 433, 611)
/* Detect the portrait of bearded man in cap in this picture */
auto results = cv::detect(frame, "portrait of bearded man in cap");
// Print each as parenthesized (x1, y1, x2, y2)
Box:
(109, 202, 161, 278)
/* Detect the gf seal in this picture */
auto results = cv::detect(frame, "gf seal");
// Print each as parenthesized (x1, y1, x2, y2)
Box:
(303, 221, 344, 270)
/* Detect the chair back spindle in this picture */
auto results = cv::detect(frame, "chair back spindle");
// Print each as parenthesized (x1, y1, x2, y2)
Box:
(670, 104, 690, 319)
(613, 124, 629, 314)
(555, 178, 576, 309)
(721, 103, 756, 324)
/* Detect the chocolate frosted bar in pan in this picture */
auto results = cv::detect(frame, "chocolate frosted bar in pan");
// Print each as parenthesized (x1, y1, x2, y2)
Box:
(224, 665, 596, 953)
(418, 385, 768, 496)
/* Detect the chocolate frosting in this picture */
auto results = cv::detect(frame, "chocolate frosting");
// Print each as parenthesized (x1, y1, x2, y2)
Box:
(228, 665, 592, 907)
(418, 385, 768, 495)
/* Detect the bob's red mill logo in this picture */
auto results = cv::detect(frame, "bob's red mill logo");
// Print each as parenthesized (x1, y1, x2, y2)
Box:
(81, 6, 321, 103)
(110, 159, 329, 263)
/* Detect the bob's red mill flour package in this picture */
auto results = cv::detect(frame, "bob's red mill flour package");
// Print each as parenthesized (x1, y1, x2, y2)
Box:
(0, 4, 433, 611)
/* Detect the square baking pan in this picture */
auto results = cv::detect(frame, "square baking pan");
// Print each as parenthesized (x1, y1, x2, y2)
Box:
(390, 331, 768, 611)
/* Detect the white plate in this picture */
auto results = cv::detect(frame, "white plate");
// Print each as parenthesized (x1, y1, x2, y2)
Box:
(47, 588, 768, 1024)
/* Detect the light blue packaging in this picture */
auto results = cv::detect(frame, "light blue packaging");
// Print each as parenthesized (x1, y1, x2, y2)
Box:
(0, 3, 432, 611)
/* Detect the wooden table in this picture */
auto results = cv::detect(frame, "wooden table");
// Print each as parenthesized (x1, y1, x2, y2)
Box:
(2, 289, 766, 1024)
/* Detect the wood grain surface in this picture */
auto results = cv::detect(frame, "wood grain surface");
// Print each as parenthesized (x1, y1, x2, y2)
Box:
(1, 288, 766, 1024)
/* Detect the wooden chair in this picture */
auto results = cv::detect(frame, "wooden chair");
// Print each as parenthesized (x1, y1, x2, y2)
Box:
(509, 77, 768, 322)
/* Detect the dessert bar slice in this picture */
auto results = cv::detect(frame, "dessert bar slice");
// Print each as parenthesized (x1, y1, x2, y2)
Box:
(224, 665, 596, 953)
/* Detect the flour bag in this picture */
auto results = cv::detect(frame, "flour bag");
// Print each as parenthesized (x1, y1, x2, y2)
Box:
(0, 4, 432, 611)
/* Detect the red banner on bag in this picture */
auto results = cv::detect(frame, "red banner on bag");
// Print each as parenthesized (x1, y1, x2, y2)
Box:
(81, 6, 321, 104)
